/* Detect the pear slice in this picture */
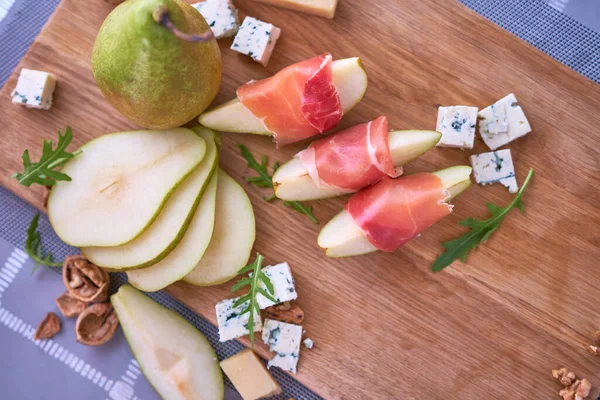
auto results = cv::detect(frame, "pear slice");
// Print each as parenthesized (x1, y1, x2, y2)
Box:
(82, 127, 219, 270)
(111, 285, 224, 400)
(273, 130, 442, 201)
(198, 57, 368, 134)
(127, 172, 218, 292)
(48, 128, 206, 247)
(184, 170, 255, 287)
(317, 166, 472, 258)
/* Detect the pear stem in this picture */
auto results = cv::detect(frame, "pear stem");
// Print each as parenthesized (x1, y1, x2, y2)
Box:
(152, 6, 213, 42)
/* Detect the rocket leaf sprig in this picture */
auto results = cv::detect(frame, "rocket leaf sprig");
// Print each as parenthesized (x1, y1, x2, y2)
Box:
(25, 214, 63, 275)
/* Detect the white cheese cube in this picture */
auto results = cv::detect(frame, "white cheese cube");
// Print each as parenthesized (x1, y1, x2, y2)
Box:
(192, 0, 239, 39)
(11, 69, 56, 110)
(231, 17, 281, 66)
(479, 93, 532, 150)
(255, 262, 298, 309)
(303, 337, 314, 349)
(215, 297, 262, 342)
(262, 319, 302, 373)
(469, 149, 518, 193)
(435, 105, 478, 149)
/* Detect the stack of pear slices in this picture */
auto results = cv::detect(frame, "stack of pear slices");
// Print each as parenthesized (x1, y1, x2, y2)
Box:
(47, 126, 255, 292)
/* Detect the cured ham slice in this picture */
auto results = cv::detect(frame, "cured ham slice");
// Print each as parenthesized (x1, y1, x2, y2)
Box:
(297, 116, 400, 191)
(345, 173, 452, 252)
(237, 53, 342, 146)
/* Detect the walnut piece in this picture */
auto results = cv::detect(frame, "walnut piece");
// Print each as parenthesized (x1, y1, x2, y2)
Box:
(559, 379, 592, 400)
(76, 303, 119, 346)
(553, 367, 577, 386)
(55, 291, 88, 318)
(34, 312, 61, 340)
(63, 255, 109, 303)
(264, 301, 304, 325)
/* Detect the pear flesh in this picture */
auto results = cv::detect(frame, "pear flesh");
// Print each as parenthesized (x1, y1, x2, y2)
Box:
(127, 171, 218, 292)
(184, 169, 256, 286)
(111, 285, 224, 400)
(273, 130, 442, 201)
(47, 128, 206, 247)
(317, 166, 473, 258)
(198, 57, 368, 134)
(92, 0, 222, 129)
(81, 127, 218, 270)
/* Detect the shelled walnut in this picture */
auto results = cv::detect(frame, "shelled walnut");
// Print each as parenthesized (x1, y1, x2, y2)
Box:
(75, 303, 119, 346)
(264, 301, 304, 325)
(34, 312, 61, 340)
(62, 255, 109, 303)
(552, 367, 592, 400)
(589, 331, 600, 356)
(55, 291, 88, 318)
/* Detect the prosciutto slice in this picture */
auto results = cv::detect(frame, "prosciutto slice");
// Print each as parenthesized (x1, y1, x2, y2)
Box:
(297, 116, 400, 191)
(237, 53, 342, 147)
(345, 173, 452, 252)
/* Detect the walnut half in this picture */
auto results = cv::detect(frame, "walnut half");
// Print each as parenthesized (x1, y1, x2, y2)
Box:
(75, 303, 119, 346)
(34, 312, 61, 340)
(63, 255, 109, 303)
(55, 291, 88, 318)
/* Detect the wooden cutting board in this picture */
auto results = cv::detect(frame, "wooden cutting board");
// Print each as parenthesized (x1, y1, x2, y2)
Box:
(1, 0, 599, 398)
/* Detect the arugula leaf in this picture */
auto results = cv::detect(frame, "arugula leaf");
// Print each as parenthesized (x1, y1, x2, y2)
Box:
(432, 169, 535, 272)
(238, 144, 319, 223)
(231, 253, 276, 348)
(25, 214, 63, 275)
(13, 127, 81, 187)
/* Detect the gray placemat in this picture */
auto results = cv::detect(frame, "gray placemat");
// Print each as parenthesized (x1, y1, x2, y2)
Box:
(0, 184, 322, 399)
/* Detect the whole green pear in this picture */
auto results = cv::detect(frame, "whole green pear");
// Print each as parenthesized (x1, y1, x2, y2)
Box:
(92, 0, 222, 129)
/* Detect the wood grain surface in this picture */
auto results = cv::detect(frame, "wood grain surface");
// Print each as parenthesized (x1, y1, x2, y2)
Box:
(1, 0, 599, 398)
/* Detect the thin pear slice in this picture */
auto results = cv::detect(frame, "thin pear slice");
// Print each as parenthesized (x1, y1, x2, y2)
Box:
(127, 172, 218, 292)
(318, 166, 472, 258)
(112, 285, 224, 400)
(48, 128, 206, 247)
(198, 57, 368, 134)
(273, 130, 442, 201)
(82, 127, 219, 270)
(184, 170, 255, 286)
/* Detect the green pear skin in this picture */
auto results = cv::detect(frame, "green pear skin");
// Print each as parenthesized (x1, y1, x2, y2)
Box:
(92, 0, 222, 129)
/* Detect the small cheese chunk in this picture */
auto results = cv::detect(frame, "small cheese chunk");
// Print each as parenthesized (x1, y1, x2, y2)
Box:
(262, 319, 302, 373)
(192, 0, 239, 39)
(220, 349, 282, 400)
(215, 297, 262, 342)
(11, 68, 56, 110)
(303, 337, 314, 349)
(231, 17, 281, 66)
(435, 105, 478, 149)
(470, 149, 518, 193)
(479, 93, 532, 150)
(255, 262, 298, 309)
(251, 0, 338, 18)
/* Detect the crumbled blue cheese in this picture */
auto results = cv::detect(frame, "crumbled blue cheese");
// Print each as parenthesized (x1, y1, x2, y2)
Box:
(11, 69, 56, 110)
(215, 297, 262, 342)
(478, 93, 532, 150)
(435, 106, 478, 149)
(192, 0, 239, 39)
(231, 16, 281, 66)
(469, 149, 518, 193)
(303, 338, 314, 349)
(262, 319, 302, 373)
(255, 262, 298, 309)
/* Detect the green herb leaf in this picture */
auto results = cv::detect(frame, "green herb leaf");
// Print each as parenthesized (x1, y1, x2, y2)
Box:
(238, 145, 319, 223)
(13, 127, 81, 188)
(25, 214, 63, 274)
(230, 253, 275, 348)
(432, 169, 535, 272)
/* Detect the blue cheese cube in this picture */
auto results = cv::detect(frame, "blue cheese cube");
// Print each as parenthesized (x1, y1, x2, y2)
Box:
(192, 0, 239, 39)
(262, 319, 302, 373)
(215, 297, 262, 342)
(256, 262, 298, 309)
(231, 16, 281, 66)
(303, 338, 314, 349)
(469, 149, 518, 193)
(479, 93, 532, 150)
(11, 69, 56, 110)
(435, 106, 478, 149)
